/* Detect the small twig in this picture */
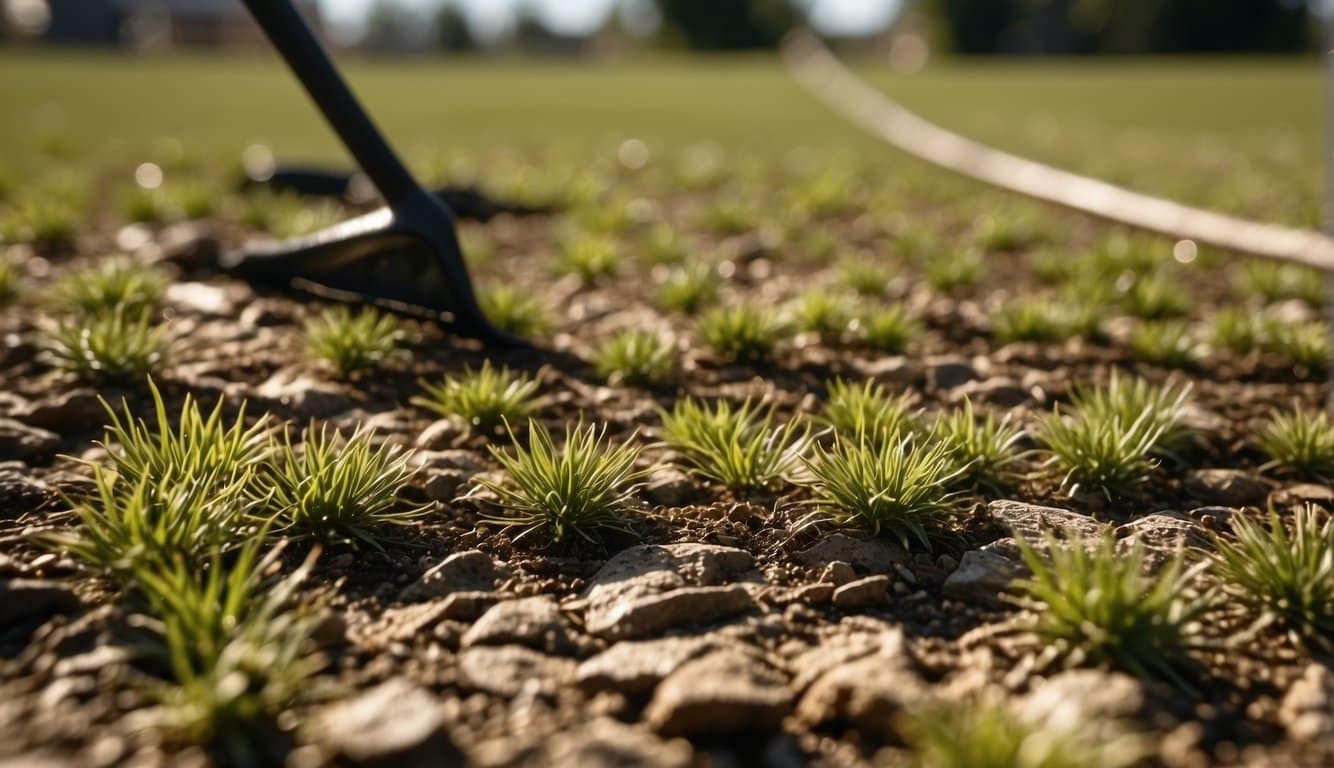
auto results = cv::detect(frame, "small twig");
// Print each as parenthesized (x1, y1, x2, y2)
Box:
(781, 31, 1334, 272)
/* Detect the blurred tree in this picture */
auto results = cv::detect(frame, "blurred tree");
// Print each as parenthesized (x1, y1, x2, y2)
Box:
(920, 0, 1314, 54)
(436, 1, 475, 53)
(655, 0, 802, 50)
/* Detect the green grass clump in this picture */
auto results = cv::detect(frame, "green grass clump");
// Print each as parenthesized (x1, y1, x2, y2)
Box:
(474, 420, 645, 543)
(798, 434, 962, 549)
(121, 187, 178, 224)
(925, 249, 983, 295)
(819, 378, 915, 447)
(932, 398, 1028, 491)
(413, 361, 539, 434)
(1233, 261, 1324, 305)
(902, 694, 1142, 768)
(0, 254, 18, 304)
(992, 298, 1074, 345)
(1213, 506, 1334, 652)
(790, 288, 853, 339)
(47, 257, 168, 317)
(556, 233, 619, 284)
(1013, 532, 1215, 690)
(1263, 320, 1328, 373)
(42, 309, 168, 383)
(696, 303, 785, 362)
(1211, 307, 1263, 354)
(1257, 406, 1334, 478)
(857, 303, 920, 352)
(479, 283, 551, 337)
(703, 200, 756, 235)
(642, 224, 687, 265)
(1036, 376, 1189, 496)
(654, 261, 719, 314)
(1128, 319, 1198, 368)
(1121, 272, 1190, 319)
(134, 541, 321, 763)
(660, 397, 810, 492)
(590, 329, 675, 386)
(303, 306, 404, 375)
(265, 425, 426, 548)
(0, 196, 80, 245)
(837, 257, 892, 297)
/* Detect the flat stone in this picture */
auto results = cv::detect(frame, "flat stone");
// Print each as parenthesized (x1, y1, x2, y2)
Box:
(0, 419, 59, 462)
(456, 644, 576, 698)
(313, 678, 458, 768)
(415, 419, 465, 451)
(1115, 513, 1211, 569)
(820, 560, 856, 585)
(588, 584, 755, 640)
(1273, 483, 1334, 508)
(580, 543, 757, 638)
(942, 549, 1025, 604)
(0, 579, 80, 627)
(795, 533, 906, 574)
(0, 465, 52, 519)
(165, 281, 233, 316)
(1282, 663, 1334, 742)
(788, 626, 900, 693)
(255, 368, 355, 418)
(790, 583, 835, 605)
(401, 550, 508, 601)
(950, 376, 1032, 407)
(421, 469, 468, 503)
(986, 499, 1107, 555)
(642, 467, 694, 507)
(832, 575, 890, 609)
(576, 635, 719, 696)
(645, 650, 791, 736)
(1184, 468, 1269, 508)
(461, 596, 571, 654)
(411, 449, 486, 474)
(795, 629, 924, 738)
(12, 390, 104, 433)
(1017, 669, 1144, 724)
(473, 718, 693, 768)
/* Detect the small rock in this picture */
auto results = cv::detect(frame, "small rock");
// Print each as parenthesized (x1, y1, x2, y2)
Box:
(401, 550, 508, 601)
(0, 579, 80, 627)
(820, 560, 856, 586)
(951, 376, 1031, 407)
(1187, 506, 1236, 530)
(645, 650, 791, 736)
(238, 298, 291, 328)
(0, 419, 60, 462)
(412, 449, 486, 474)
(795, 533, 905, 574)
(12, 390, 105, 433)
(461, 596, 571, 654)
(1115, 513, 1211, 569)
(415, 419, 465, 451)
(165, 281, 233, 316)
(642, 467, 694, 507)
(473, 717, 693, 768)
(576, 635, 719, 695)
(1274, 483, 1334, 508)
(855, 355, 921, 386)
(457, 645, 576, 697)
(421, 469, 468, 503)
(791, 583, 834, 605)
(1018, 669, 1144, 724)
(0, 465, 52, 519)
(795, 629, 924, 738)
(312, 678, 458, 768)
(942, 549, 1024, 604)
(588, 584, 755, 640)
(925, 355, 979, 390)
(1282, 663, 1334, 742)
(832, 575, 890, 610)
(1184, 469, 1269, 508)
(986, 499, 1107, 555)
(255, 369, 355, 418)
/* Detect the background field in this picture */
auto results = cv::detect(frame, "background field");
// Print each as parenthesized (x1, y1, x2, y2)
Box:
(0, 51, 1321, 225)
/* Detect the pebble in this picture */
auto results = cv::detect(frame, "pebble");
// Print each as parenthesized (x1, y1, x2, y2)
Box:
(795, 533, 905, 573)
(0, 579, 80, 627)
(0, 419, 60, 462)
(456, 644, 576, 697)
(832, 575, 890, 609)
(576, 635, 719, 696)
(461, 596, 572, 654)
(645, 650, 791, 736)
(1184, 468, 1269, 508)
(400, 550, 508, 601)
(312, 678, 458, 767)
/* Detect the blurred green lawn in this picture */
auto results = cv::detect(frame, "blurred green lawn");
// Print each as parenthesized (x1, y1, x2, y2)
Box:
(0, 50, 1319, 224)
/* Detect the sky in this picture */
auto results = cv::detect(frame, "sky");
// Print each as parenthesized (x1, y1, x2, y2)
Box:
(319, 0, 903, 41)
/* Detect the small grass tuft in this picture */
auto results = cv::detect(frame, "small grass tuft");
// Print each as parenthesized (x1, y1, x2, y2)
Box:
(932, 398, 1028, 491)
(696, 303, 785, 362)
(1257, 406, 1334, 478)
(1128, 319, 1198, 368)
(1211, 307, 1263, 355)
(474, 420, 645, 543)
(925, 249, 983, 295)
(1012, 531, 1215, 690)
(1121, 272, 1190, 319)
(654, 261, 719, 314)
(303, 306, 404, 375)
(1232, 261, 1324, 306)
(265, 425, 427, 548)
(992, 298, 1074, 345)
(413, 361, 539, 434)
(660, 397, 810, 492)
(47, 256, 168, 317)
(819, 378, 915, 447)
(590, 329, 675, 386)
(1263, 320, 1329, 374)
(555, 232, 619, 284)
(479, 283, 551, 337)
(798, 434, 962, 550)
(42, 309, 168, 382)
(856, 302, 920, 352)
(790, 288, 853, 339)
(1212, 506, 1334, 651)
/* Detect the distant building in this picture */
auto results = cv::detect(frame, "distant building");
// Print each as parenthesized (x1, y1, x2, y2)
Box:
(33, 0, 323, 49)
